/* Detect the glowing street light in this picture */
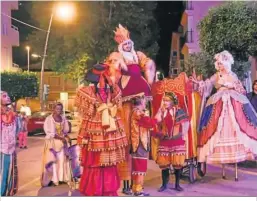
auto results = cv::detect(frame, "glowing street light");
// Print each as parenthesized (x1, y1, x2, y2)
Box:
(32, 54, 42, 58)
(55, 3, 76, 22)
(40, 3, 76, 111)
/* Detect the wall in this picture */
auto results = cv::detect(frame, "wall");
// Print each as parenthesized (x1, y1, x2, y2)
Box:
(1, 1, 19, 71)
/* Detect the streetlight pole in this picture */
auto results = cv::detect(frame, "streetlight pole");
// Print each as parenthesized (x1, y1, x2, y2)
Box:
(40, 13, 54, 111)
(26, 46, 30, 71)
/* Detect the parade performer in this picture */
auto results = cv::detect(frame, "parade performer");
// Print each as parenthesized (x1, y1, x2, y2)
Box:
(76, 63, 128, 196)
(190, 50, 257, 181)
(130, 96, 158, 196)
(108, 24, 156, 194)
(1, 91, 19, 196)
(41, 103, 71, 187)
(151, 92, 190, 192)
(41, 102, 71, 187)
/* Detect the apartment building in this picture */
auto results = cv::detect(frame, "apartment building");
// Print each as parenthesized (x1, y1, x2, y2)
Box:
(1, 1, 20, 71)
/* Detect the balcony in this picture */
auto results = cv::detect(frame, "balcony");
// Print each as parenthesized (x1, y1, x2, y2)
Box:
(10, 25, 19, 46)
(185, 30, 193, 43)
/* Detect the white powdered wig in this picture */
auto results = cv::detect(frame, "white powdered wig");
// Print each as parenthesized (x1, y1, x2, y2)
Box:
(214, 50, 234, 72)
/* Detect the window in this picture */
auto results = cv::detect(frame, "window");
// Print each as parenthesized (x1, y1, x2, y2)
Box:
(173, 51, 177, 57)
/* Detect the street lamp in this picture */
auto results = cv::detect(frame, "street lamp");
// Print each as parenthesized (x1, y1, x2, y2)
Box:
(32, 54, 42, 58)
(26, 46, 30, 71)
(40, 2, 76, 111)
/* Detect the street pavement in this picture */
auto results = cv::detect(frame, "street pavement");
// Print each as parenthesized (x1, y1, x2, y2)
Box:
(15, 124, 257, 197)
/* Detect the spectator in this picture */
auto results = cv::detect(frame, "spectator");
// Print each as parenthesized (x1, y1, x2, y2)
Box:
(20, 104, 31, 117)
(18, 112, 28, 149)
(247, 80, 257, 112)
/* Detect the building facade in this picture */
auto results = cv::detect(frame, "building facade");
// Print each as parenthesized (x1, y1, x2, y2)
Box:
(170, 0, 257, 88)
(169, 1, 222, 76)
(1, 1, 20, 72)
(17, 68, 78, 112)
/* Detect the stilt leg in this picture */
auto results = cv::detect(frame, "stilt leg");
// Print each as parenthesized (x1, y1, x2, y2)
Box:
(235, 163, 238, 182)
(222, 164, 226, 179)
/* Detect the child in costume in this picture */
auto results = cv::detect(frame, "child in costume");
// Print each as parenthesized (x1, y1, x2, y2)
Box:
(130, 96, 158, 196)
(152, 92, 189, 192)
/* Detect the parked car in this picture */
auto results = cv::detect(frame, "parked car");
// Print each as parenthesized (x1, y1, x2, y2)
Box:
(27, 111, 72, 135)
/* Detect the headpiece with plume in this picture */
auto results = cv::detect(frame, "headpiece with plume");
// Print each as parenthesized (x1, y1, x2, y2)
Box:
(114, 24, 131, 44)
(114, 24, 138, 64)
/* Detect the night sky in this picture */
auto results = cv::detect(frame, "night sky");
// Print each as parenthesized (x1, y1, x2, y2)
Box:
(12, 1, 184, 76)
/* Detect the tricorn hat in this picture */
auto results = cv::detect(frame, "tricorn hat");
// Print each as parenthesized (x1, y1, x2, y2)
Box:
(85, 63, 113, 88)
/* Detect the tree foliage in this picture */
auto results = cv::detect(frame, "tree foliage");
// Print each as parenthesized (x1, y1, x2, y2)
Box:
(27, 1, 159, 78)
(183, 52, 215, 79)
(1, 71, 39, 102)
(198, 1, 257, 61)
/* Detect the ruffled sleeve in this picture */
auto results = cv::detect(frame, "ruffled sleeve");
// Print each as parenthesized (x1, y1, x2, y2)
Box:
(44, 115, 56, 139)
(75, 86, 97, 118)
(198, 74, 217, 98)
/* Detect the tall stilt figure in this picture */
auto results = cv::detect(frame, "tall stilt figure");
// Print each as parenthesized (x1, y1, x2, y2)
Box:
(190, 50, 257, 181)
(76, 64, 128, 196)
(106, 24, 156, 194)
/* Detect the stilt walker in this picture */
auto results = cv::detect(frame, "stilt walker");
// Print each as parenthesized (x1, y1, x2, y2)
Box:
(107, 24, 156, 194)
(76, 64, 128, 196)
(190, 50, 257, 181)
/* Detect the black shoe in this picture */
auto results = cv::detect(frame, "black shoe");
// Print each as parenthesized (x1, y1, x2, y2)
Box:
(48, 181, 58, 186)
(158, 185, 168, 192)
(59, 181, 67, 184)
(174, 169, 183, 191)
(134, 192, 150, 196)
(122, 188, 132, 195)
(175, 185, 184, 191)
(24, 146, 27, 149)
(158, 168, 169, 192)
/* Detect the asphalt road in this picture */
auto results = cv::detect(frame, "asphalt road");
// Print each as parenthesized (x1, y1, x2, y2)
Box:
(15, 132, 257, 197)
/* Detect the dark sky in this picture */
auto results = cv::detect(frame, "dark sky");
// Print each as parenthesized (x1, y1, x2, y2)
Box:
(12, 1, 184, 75)
(155, 1, 184, 75)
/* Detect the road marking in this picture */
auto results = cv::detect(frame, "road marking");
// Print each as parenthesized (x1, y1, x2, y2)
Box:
(19, 177, 40, 190)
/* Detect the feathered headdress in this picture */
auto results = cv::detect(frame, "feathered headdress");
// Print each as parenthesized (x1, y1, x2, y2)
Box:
(114, 24, 130, 44)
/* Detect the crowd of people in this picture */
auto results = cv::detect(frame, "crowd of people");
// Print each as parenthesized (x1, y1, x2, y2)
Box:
(1, 24, 257, 197)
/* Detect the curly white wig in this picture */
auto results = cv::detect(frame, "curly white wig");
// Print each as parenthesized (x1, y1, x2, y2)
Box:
(214, 50, 234, 72)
